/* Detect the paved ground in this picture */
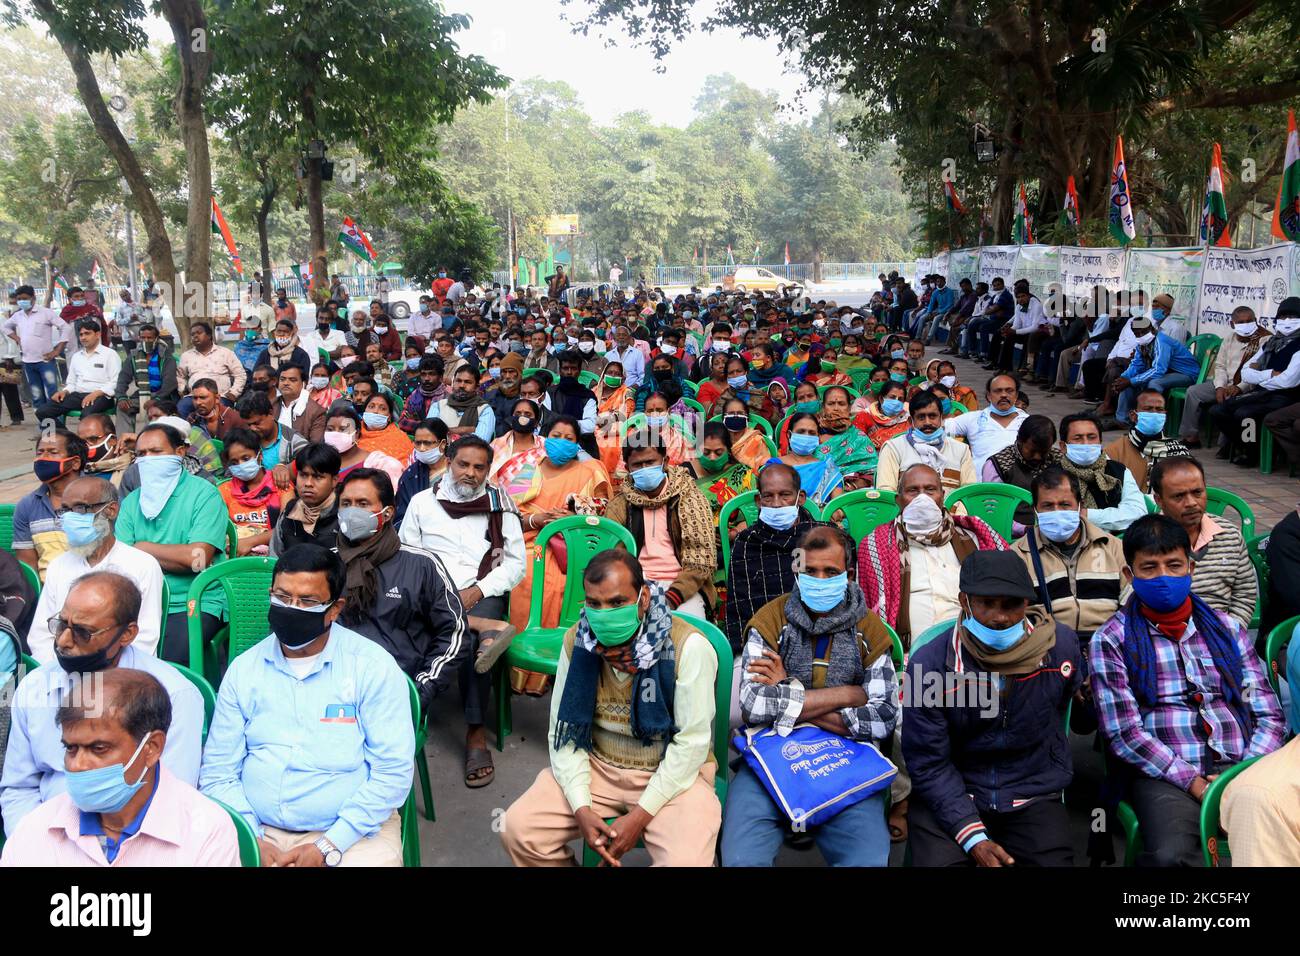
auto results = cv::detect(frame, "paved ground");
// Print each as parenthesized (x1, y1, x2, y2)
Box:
(3, 345, 1292, 866)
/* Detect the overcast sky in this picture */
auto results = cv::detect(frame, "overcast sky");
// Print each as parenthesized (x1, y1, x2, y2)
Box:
(447, 0, 813, 125)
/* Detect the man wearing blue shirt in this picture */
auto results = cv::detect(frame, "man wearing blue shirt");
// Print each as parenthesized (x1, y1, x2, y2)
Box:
(1111, 315, 1200, 425)
(0, 572, 202, 837)
(914, 274, 956, 340)
(199, 544, 414, 867)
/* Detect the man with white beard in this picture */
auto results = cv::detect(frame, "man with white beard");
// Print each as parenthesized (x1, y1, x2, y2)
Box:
(28, 476, 164, 662)
(399, 434, 525, 789)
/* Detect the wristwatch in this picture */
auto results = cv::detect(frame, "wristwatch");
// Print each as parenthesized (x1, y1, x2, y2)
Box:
(313, 836, 343, 867)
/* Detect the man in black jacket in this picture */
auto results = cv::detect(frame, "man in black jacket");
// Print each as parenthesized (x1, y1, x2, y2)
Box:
(903, 550, 1081, 867)
(334, 467, 468, 712)
(271, 443, 341, 556)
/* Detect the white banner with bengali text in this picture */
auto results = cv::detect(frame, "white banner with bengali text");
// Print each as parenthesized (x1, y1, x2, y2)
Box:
(1123, 247, 1204, 327)
(977, 245, 1019, 288)
(946, 248, 981, 286)
(1057, 245, 1126, 301)
(1014, 244, 1061, 299)
(1197, 243, 1296, 336)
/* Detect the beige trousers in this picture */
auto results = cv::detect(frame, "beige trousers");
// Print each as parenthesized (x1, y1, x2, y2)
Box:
(501, 760, 721, 866)
(261, 810, 402, 867)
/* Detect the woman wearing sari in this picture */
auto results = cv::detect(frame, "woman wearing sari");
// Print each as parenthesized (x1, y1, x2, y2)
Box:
(851, 366, 891, 415)
(686, 421, 754, 540)
(772, 412, 845, 508)
(935, 360, 979, 411)
(706, 354, 787, 425)
(308, 360, 344, 410)
(394, 418, 449, 524)
(775, 380, 822, 451)
(855, 378, 911, 446)
(640, 390, 697, 466)
(695, 351, 731, 410)
(719, 396, 771, 472)
(801, 345, 853, 388)
(592, 360, 634, 480)
(833, 333, 875, 379)
(490, 398, 547, 493)
(507, 414, 612, 635)
(356, 393, 414, 463)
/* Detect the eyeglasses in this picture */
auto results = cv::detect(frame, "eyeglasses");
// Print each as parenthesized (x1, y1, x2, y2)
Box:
(270, 592, 332, 611)
(48, 615, 122, 645)
(63, 500, 112, 516)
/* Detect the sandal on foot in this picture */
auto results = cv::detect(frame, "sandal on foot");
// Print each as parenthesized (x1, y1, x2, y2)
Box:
(472, 621, 517, 674)
(464, 747, 495, 788)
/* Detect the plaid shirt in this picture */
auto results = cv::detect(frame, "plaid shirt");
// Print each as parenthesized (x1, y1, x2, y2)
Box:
(1090, 605, 1285, 791)
(723, 517, 819, 650)
(739, 621, 897, 744)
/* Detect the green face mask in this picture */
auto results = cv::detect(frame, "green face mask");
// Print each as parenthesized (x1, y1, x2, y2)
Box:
(870, 380, 886, 395)
(603, 374, 622, 388)
(793, 400, 820, 415)
(699, 451, 731, 473)
(585, 599, 643, 647)
(820, 360, 836, 373)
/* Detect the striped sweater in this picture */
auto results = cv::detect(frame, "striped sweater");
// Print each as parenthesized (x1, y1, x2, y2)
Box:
(1189, 517, 1257, 628)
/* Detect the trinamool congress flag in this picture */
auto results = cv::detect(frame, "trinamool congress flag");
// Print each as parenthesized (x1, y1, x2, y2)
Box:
(210, 196, 243, 275)
(1200, 142, 1231, 247)
(1060, 175, 1081, 229)
(338, 216, 378, 265)
(1108, 135, 1136, 245)
(1272, 109, 1300, 241)
(1012, 182, 1034, 244)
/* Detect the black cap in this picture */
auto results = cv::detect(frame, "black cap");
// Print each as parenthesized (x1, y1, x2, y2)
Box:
(958, 551, 1038, 601)
(1277, 296, 1300, 319)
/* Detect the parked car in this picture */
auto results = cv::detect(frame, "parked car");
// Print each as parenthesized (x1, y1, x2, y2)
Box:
(725, 266, 800, 295)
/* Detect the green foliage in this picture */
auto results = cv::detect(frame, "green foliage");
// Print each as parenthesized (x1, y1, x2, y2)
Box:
(397, 195, 498, 285)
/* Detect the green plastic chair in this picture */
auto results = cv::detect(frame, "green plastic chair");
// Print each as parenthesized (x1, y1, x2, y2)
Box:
(1201, 756, 1262, 866)
(1204, 486, 1256, 540)
(817, 384, 860, 402)
(680, 378, 698, 398)
(944, 483, 1032, 544)
(186, 555, 277, 682)
(18, 561, 39, 600)
(401, 786, 421, 867)
(717, 490, 817, 576)
(1247, 533, 1270, 636)
(1166, 334, 1221, 437)
(910, 618, 957, 655)
(493, 516, 637, 750)
(681, 397, 705, 417)
(908, 375, 926, 387)
(882, 619, 905, 669)
(407, 674, 435, 822)
(947, 402, 969, 416)
(577, 370, 598, 387)
(0, 503, 14, 552)
(169, 661, 216, 745)
(580, 612, 733, 867)
(208, 797, 261, 867)
(1263, 613, 1298, 694)
(21, 652, 38, 672)
(817, 488, 898, 542)
(707, 412, 772, 437)
(1116, 800, 1142, 867)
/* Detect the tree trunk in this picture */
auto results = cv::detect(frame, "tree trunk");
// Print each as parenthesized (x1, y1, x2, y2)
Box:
(36, 1, 178, 313)
(307, 157, 328, 304)
(161, 0, 212, 341)
(812, 247, 823, 284)
(257, 188, 274, 305)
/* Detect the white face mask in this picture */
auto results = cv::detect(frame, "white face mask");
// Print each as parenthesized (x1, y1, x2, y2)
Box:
(578, 341, 594, 354)
(1277, 318, 1300, 336)
(901, 492, 944, 536)
(940, 375, 957, 389)
(1233, 322, 1257, 338)
(1134, 332, 1155, 346)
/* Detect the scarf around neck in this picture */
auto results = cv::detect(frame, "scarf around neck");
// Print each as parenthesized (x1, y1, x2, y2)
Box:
(446, 387, 483, 427)
(338, 521, 402, 623)
(1058, 451, 1119, 508)
(292, 491, 335, 534)
(433, 476, 516, 581)
(268, 332, 300, 363)
(959, 609, 1056, 675)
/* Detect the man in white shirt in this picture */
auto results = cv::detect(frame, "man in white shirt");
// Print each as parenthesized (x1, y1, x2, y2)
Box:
(2, 284, 67, 413)
(406, 294, 440, 345)
(1211, 296, 1300, 466)
(143, 292, 180, 343)
(298, 310, 348, 361)
(446, 274, 467, 307)
(945, 373, 1029, 474)
(604, 325, 646, 388)
(875, 391, 977, 495)
(989, 285, 1046, 373)
(399, 435, 524, 788)
(36, 319, 120, 426)
(29, 476, 164, 662)
(112, 290, 138, 346)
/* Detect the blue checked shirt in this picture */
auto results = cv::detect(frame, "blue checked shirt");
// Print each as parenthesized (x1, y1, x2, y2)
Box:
(1089, 605, 1285, 791)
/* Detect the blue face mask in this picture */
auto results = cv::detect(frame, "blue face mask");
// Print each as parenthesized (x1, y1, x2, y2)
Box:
(228, 459, 262, 481)
(891, 349, 905, 360)
(65, 732, 153, 814)
(727, 374, 748, 389)
(646, 414, 668, 427)
(1135, 411, 1166, 436)
(61, 510, 105, 549)
(962, 613, 1025, 651)
(789, 433, 820, 456)
(406, 358, 421, 370)
(797, 571, 848, 613)
(488, 366, 502, 379)
(136, 454, 184, 519)
(911, 426, 944, 445)
(759, 504, 798, 530)
(882, 397, 905, 416)
(362, 411, 389, 430)
(419, 303, 431, 313)
(1131, 574, 1192, 613)
(889, 372, 907, 383)
(1151, 308, 1167, 322)
(1036, 508, 1081, 543)
(544, 436, 579, 465)
(630, 463, 666, 491)
(1065, 443, 1102, 466)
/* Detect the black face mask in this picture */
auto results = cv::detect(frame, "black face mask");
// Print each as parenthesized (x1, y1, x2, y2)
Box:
(513, 415, 538, 434)
(268, 603, 332, 650)
(55, 627, 128, 674)
(317, 323, 330, 333)
(652, 368, 673, 382)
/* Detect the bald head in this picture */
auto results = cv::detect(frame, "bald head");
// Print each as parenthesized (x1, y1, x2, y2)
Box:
(898, 463, 944, 510)
(56, 667, 172, 743)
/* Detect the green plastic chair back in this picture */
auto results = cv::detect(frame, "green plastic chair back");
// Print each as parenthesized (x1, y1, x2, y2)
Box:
(817, 488, 898, 542)
(682, 397, 705, 416)
(1116, 800, 1142, 867)
(169, 661, 216, 745)
(208, 797, 261, 867)
(21, 652, 38, 672)
(407, 673, 434, 822)
(506, 516, 638, 679)
(707, 413, 772, 437)
(0, 503, 14, 552)
(186, 555, 277, 681)
(581, 611, 734, 867)
(847, 367, 876, 392)
(911, 618, 957, 654)
(1246, 533, 1270, 633)
(317, 347, 331, 368)
(948, 402, 968, 416)
(1204, 486, 1256, 539)
(18, 561, 39, 600)
(680, 378, 699, 398)
(225, 520, 239, 559)
(1201, 756, 1262, 866)
(717, 490, 817, 575)
(1144, 494, 1159, 515)
(1186, 333, 1223, 363)
(577, 370, 598, 387)
(943, 483, 1032, 543)
(817, 384, 860, 402)
(1263, 613, 1299, 694)
(882, 619, 905, 669)
(908, 375, 926, 387)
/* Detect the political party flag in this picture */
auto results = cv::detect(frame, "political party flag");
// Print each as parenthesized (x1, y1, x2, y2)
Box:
(338, 216, 378, 264)
(1012, 182, 1034, 244)
(52, 272, 69, 293)
(943, 179, 967, 215)
(1272, 109, 1300, 241)
(725, 244, 735, 267)
(784, 242, 791, 266)
(1108, 136, 1136, 245)
(89, 259, 104, 284)
(210, 197, 243, 275)
(1200, 142, 1232, 247)
(1061, 175, 1081, 228)
(290, 262, 312, 296)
